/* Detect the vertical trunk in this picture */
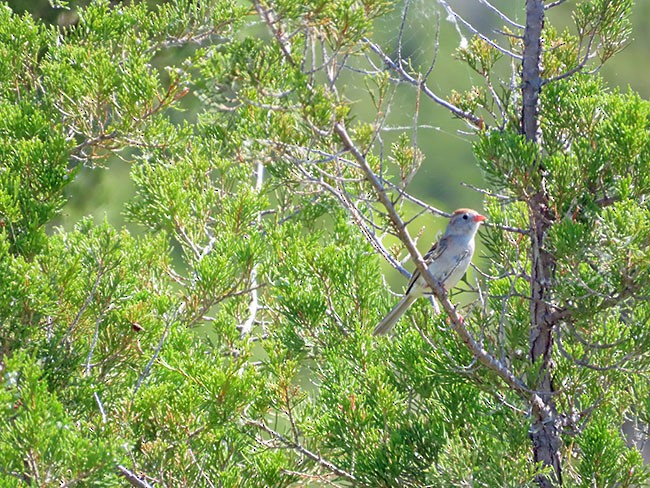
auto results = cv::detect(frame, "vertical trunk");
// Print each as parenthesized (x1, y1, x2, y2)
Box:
(521, 1, 562, 486)
(521, 0, 544, 141)
(529, 193, 562, 488)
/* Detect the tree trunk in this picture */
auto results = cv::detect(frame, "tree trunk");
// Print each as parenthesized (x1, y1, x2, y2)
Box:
(521, 1, 562, 486)
(521, 0, 544, 142)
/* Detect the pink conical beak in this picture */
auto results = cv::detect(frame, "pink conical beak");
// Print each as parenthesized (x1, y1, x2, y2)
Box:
(474, 214, 487, 223)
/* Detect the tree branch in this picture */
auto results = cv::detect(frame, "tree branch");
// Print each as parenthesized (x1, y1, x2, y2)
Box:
(479, 0, 525, 29)
(334, 121, 533, 400)
(363, 38, 485, 128)
(438, 0, 523, 60)
(239, 160, 264, 336)
(245, 418, 357, 482)
(116, 465, 154, 488)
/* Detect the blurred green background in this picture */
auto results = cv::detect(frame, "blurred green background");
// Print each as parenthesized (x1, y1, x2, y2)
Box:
(7, 0, 650, 235)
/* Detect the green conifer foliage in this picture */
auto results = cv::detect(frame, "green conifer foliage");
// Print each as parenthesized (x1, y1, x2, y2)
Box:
(0, 1, 648, 486)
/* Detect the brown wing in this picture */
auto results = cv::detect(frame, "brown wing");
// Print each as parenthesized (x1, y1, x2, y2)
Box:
(403, 236, 448, 295)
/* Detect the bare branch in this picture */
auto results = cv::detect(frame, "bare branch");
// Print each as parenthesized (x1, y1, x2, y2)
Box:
(86, 312, 105, 375)
(94, 391, 107, 424)
(61, 259, 104, 344)
(543, 18, 600, 85)
(132, 302, 183, 398)
(380, 179, 448, 218)
(522, 1, 563, 485)
(239, 160, 264, 337)
(116, 465, 154, 488)
(485, 221, 529, 236)
(280, 470, 340, 487)
(187, 446, 216, 488)
(479, 0, 525, 29)
(521, 1, 544, 141)
(245, 418, 357, 482)
(545, 0, 568, 9)
(563, 321, 629, 350)
(291, 156, 409, 278)
(71, 130, 118, 156)
(333, 121, 536, 402)
(397, 0, 410, 63)
(437, 0, 523, 60)
(556, 328, 646, 373)
(363, 38, 485, 128)
(253, 0, 295, 66)
(174, 219, 202, 261)
(413, 319, 479, 373)
(460, 182, 514, 201)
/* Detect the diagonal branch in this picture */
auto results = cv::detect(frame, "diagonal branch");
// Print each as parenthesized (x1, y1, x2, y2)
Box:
(116, 465, 154, 488)
(363, 38, 485, 128)
(334, 121, 533, 399)
(132, 302, 184, 398)
(245, 417, 357, 482)
(479, 0, 525, 29)
(437, 0, 523, 60)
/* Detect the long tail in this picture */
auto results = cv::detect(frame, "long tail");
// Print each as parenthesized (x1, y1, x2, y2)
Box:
(372, 294, 418, 336)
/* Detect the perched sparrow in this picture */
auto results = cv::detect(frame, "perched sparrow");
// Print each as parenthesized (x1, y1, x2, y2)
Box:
(373, 208, 486, 336)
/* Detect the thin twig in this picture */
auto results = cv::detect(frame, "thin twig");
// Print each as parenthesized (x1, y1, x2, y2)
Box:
(479, 0, 525, 29)
(542, 19, 600, 85)
(291, 156, 409, 277)
(62, 260, 104, 343)
(364, 38, 485, 128)
(245, 418, 357, 482)
(187, 447, 216, 488)
(556, 328, 635, 372)
(94, 391, 107, 424)
(424, 10, 441, 80)
(253, 0, 295, 66)
(71, 130, 119, 155)
(545, 0, 568, 9)
(437, 0, 523, 60)
(132, 302, 183, 398)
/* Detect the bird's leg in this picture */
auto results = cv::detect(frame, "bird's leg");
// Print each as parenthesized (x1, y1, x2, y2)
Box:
(423, 280, 447, 296)
(446, 304, 464, 325)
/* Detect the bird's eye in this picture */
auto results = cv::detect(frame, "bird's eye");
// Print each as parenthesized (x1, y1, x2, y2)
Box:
(462, 214, 469, 220)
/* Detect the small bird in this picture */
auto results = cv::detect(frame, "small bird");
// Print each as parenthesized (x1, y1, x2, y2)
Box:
(373, 208, 486, 336)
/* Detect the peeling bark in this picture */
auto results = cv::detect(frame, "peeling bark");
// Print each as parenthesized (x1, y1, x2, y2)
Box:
(521, 1, 562, 486)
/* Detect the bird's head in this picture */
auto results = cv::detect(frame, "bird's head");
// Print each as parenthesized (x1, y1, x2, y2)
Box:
(446, 208, 486, 237)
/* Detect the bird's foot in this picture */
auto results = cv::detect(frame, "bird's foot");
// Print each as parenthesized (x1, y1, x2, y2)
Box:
(445, 311, 464, 325)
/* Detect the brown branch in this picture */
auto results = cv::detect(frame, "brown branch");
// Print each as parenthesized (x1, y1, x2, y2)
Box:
(71, 130, 119, 156)
(334, 121, 536, 401)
